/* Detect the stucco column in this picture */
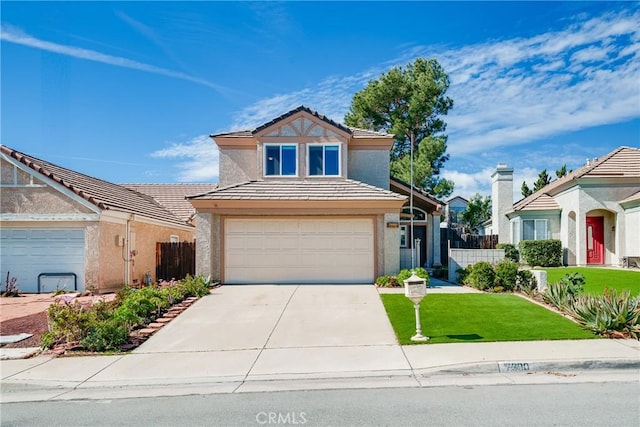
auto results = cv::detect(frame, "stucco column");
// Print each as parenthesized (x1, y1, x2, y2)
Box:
(383, 212, 400, 275)
(576, 211, 587, 265)
(195, 213, 213, 278)
(491, 163, 514, 243)
(432, 212, 442, 267)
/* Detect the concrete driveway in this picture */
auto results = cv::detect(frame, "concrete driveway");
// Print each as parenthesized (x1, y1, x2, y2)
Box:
(135, 284, 398, 353)
(80, 284, 408, 385)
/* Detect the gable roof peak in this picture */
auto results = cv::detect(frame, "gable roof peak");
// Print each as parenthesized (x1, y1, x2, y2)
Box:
(252, 105, 352, 135)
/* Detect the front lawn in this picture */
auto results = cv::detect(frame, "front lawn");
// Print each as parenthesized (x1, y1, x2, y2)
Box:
(544, 267, 640, 295)
(380, 293, 596, 345)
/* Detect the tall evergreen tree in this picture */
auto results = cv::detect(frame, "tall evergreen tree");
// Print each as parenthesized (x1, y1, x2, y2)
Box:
(344, 58, 455, 198)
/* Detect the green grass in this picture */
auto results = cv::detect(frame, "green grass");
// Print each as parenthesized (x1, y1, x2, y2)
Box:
(544, 267, 640, 295)
(380, 293, 596, 345)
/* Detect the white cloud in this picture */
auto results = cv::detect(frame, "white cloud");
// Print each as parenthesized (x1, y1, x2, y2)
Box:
(0, 24, 227, 93)
(150, 135, 219, 182)
(227, 8, 639, 156)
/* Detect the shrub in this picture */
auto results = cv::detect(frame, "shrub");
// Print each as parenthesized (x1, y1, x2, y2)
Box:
(516, 270, 537, 295)
(43, 302, 98, 349)
(519, 239, 562, 267)
(456, 267, 471, 285)
(396, 268, 430, 285)
(467, 262, 495, 291)
(2, 271, 19, 297)
(560, 272, 585, 296)
(81, 318, 129, 352)
(494, 260, 519, 292)
(566, 289, 640, 339)
(375, 275, 400, 287)
(41, 275, 211, 352)
(496, 243, 519, 263)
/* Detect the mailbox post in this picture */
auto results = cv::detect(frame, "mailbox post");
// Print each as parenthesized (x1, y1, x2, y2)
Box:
(404, 271, 429, 342)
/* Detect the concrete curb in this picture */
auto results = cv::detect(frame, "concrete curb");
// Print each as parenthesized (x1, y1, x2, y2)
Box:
(417, 358, 640, 376)
(1, 357, 638, 403)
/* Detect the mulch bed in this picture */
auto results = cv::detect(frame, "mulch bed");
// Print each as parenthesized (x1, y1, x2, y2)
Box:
(0, 310, 48, 348)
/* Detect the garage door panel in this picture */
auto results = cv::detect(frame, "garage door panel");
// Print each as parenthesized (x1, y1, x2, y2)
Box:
(0, 228, 85, 293)
(224, 218, 373, 284)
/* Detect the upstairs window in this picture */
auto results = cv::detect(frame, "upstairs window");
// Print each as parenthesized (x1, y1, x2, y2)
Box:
(265, 144, 297, 176)
(308, 144, 340, 176)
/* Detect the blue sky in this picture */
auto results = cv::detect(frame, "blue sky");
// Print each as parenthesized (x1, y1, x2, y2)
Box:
(2, 1, 639, 201)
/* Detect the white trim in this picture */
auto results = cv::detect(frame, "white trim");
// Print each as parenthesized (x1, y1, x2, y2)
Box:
(521, 218, 549, 240)
(399, 224, 408, 248)
(263, 143, 299, 177)
(0, 213, 100, 221)
(306, 143, 342, 177)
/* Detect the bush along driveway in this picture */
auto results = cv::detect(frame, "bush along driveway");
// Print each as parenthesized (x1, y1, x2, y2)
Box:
(41, 275, 213, 355)
(380, 293, 596, 345)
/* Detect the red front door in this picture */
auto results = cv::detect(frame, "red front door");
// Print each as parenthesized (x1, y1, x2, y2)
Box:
(586, 216, 604, 264)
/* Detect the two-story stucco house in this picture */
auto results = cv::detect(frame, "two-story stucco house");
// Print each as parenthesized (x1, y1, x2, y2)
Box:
(188, 106, 415, 284)
(491, 146, 640, 266)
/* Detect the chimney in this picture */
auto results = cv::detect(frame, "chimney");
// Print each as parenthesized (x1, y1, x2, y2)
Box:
(491, 163, 514, 244)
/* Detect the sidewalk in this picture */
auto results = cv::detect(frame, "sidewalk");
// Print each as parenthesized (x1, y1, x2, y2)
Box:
(1, 338, 638, 403)
(2, 282, 638, 403)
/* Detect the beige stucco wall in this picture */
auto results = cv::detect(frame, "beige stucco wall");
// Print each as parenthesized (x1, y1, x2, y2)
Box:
(218, 148, 257, 187)
(348, 150, 390, 190)
(98, 221, 127, 291)
(0, 185, 95, 215)
(624, 207, 640, 257)
(98, 219, 195, 290)
(383, 213, 400, 275)
(195, 213, 214, 279)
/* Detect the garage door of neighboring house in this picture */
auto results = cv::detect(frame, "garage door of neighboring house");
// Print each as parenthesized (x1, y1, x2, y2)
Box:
(224, 218, 374, 284)
(0, 228, 85, 293)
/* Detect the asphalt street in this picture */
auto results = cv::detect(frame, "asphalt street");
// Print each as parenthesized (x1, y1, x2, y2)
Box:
(2, 380, 639, 427)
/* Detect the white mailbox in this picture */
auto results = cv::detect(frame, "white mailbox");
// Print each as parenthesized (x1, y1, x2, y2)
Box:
(404, 272, 427, 304)
(404, 271, 429, 342)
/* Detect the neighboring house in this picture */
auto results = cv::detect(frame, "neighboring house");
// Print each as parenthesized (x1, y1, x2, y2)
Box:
(188, 105, 408, 284)
(491, 146, 640, 266)
(390, 177, 442, 269)
(0, 145, 197, 293)
(443, 195, 468, 226)
(122, 183, 218, 227)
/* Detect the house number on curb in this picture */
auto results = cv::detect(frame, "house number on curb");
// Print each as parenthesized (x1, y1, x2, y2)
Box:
(501, 362, 531, 372)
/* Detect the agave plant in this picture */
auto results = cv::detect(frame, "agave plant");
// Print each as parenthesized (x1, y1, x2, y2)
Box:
(542, 281, 574, 311)
(567, 289, 640, 339)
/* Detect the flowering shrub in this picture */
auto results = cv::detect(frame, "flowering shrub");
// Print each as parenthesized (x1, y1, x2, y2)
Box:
(42, 275, 211, 352)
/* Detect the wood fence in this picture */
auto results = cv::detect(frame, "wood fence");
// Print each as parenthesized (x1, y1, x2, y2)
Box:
(156, 241, 196, 281)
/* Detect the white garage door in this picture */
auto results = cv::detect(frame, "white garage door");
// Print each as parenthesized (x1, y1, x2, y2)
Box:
(0, 228, 85, 293)
(225, 218, 374, 284)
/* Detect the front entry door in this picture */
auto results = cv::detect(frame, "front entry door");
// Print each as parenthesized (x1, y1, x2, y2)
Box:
(586, 216, 604, 264)
(413, 226, 427, 268)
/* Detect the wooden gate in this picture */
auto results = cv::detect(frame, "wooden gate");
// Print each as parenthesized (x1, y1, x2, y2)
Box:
(156, 241, 195, 281)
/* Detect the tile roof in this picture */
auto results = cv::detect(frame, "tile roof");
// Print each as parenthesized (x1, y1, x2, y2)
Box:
(122, 183, 217, 222)
(1, 145, 189, 227)
(620, 191, 640, 205)
(188, 179, 407, 202)
(210, 105, 390, 138)
(389, 176, 442, 211)
(511, 146, 640, 213)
